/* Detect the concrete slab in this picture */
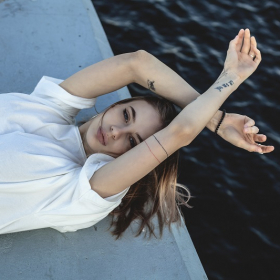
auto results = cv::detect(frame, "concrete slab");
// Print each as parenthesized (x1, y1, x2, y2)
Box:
(0, 0, 208, 279)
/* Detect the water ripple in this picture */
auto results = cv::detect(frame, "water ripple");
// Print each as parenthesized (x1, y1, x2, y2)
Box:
(250, 227, 280, 250)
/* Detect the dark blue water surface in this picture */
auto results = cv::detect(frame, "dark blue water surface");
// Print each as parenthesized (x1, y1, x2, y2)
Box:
(92, 1, 280, 279)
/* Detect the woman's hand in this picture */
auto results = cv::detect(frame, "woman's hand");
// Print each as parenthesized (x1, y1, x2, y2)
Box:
(224, 28, 261, 82)
(218, 113, 274, 154)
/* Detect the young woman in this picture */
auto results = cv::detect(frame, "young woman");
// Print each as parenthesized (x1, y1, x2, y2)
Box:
(0, 29, 274, 237)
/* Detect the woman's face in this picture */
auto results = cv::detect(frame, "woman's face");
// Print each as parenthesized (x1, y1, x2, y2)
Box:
(79, 100, 163, 158)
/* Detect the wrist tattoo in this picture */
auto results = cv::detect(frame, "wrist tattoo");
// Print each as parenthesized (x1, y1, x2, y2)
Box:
(215, 80, 234, 92)
(147, 79, 156, 91)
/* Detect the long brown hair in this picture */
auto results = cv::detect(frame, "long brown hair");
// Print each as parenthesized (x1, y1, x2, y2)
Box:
(95, 96, 192, 239)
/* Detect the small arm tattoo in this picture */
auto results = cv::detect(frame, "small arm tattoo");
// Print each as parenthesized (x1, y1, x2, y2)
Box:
(147, 79, 156, 91)
(215, 80, 234, 92)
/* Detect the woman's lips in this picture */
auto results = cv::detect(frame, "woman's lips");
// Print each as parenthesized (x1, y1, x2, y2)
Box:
(97, 127, 106, 146)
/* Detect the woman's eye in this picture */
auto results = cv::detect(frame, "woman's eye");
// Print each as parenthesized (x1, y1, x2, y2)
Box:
(123, 109, 129, 123)
(129, 136, 136, 148)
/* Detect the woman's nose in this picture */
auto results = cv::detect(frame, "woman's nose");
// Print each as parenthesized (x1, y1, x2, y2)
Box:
(110, 125, 126, 140)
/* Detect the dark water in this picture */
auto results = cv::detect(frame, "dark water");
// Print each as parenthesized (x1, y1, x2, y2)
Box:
(92, 1, 280, 279)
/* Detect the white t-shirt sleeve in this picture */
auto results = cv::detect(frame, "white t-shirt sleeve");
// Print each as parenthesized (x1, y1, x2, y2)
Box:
(47, 153, 130, 233)
(80, 153, 130, 204)
(30, 76, 96, 120)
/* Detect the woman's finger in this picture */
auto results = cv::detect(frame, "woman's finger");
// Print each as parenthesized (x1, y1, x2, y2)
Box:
(253, 134, 267, 142)
(244, 125, 259, 134)
(244, 142, 263, 153)
(255, 143, 275, 154)
(249, 37, 256, 57)
(252, 36, 257, 49)
(251, 44, 262, 65)
(244, 116, 255, 128)
(241, 28, 251, 54)
(236, 29, 244, 51)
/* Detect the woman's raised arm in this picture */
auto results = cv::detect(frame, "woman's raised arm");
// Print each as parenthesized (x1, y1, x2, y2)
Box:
(90, 30, 262, 198)
(59, 30, 267, 147)
(90, 70, 241, 198)
(59, 44, 220, 132)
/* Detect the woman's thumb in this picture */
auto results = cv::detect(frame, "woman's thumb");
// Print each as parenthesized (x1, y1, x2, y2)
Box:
(228, 35, 238, 50)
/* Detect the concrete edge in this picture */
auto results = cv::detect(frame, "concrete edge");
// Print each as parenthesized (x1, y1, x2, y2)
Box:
(81, 0, 131, 100)
(171, 215, 208, 280)
(80, 1, 207, 279)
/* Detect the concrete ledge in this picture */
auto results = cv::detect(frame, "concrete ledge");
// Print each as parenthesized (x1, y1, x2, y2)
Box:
(0, 0, 207, 279)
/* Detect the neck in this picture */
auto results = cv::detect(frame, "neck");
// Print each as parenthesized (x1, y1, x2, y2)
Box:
(78, 119, 94, 158)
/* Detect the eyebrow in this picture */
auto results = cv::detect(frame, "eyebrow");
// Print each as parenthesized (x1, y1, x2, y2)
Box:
(130, 106, 143, 143)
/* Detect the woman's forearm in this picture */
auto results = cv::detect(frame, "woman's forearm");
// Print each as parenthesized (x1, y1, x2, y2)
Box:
(90, 71, 241, 197)
(172, 71, 241, 145)
(132, 50, 225, 133)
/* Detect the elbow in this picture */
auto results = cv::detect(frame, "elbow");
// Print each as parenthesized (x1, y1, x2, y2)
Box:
(168, 123, 195, 148)
(130, 50, 153, 83)
(180, 126, 195, 147)
(133, 49, 151, 60)
(90, 180, 109, 199)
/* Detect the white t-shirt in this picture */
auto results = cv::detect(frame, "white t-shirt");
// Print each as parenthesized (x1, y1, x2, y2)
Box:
(0, 76, 129, 234)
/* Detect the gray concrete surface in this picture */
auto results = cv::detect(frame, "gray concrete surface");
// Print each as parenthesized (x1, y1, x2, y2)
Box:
(0, 0, 208, 279)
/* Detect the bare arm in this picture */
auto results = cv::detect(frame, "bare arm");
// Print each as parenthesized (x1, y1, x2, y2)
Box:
(90, 30, 263, 198)
(130, 50, 225, 132)
(90, 71, 241, 198)
(60, 30, 268, 198)
(59, 51, 222, 132)
(59, 53, 135, 99)
(60, 30, 273, 155)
